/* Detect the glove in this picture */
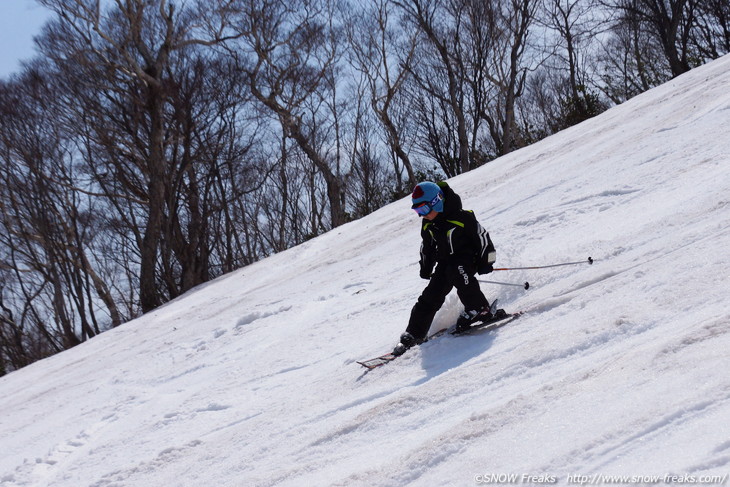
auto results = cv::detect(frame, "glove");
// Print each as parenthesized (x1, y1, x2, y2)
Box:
(477, 263, 493, 275)
(420, 267, 433, 279)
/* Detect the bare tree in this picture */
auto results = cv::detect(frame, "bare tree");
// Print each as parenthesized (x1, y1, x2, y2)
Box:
(228, 0, 350, 229)
(542, 0, 600, 101)
(37, 0, 243, 312)
(691, 0, 730, 59)
(597, 4, 670, 102)
(345, 0, 419, 190)
(393, 0, 475, 174)
(604, 0, 697, 77)
(0, 66, 124, 369)
(481, 0, 541, 155)
(538, 0, 608, 130)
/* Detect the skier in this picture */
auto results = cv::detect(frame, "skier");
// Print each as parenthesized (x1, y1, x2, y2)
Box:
(393, 181, 502, 356)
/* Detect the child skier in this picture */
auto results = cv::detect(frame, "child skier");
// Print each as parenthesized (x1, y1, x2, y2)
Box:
(393, 181, 502, 356)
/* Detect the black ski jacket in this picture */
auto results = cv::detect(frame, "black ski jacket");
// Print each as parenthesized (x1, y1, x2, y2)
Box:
(418, 182, 495, 278)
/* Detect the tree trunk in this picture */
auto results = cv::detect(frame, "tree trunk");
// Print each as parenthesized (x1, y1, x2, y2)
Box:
(139, 81, 167, 312)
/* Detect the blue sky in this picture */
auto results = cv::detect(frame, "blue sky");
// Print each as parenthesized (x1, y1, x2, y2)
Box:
(0, 0, 53, 79)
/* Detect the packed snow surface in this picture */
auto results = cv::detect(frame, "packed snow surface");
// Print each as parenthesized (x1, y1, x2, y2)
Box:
(2, 55, 730, 487)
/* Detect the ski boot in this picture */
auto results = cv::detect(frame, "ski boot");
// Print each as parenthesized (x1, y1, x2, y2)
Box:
(454, 308, 492, 333)
(454, 299, 509, 333)
(492, 308, 508, 320)
(392, 332, 420, 356)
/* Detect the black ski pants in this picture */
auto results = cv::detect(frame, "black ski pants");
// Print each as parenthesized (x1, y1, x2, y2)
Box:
(406, 262, 489, 341)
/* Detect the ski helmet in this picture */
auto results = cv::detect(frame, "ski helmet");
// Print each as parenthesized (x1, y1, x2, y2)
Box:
(411, 182, 445, 215)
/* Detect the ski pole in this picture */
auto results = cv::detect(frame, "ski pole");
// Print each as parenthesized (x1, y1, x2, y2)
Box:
(493, 256, 594, 272)
(477, 279, 530, 290)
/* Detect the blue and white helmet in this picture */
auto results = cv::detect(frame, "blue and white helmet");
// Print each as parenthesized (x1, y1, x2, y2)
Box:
(411, 182, 445, 214)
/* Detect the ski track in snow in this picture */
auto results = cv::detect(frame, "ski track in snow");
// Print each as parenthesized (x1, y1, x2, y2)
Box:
(2, 55, 730, 487)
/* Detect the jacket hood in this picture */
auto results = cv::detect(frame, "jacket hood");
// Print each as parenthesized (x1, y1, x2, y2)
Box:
(438, 182, 463, 216)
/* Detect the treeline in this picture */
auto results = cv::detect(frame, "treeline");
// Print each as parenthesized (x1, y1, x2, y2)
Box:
(1, 0, 727, 375)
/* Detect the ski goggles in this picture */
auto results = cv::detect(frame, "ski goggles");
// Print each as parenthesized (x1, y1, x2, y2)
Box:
(412, 193, 443, 216)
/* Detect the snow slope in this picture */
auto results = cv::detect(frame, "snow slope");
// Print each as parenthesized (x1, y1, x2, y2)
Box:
(2, 55, 730, 487)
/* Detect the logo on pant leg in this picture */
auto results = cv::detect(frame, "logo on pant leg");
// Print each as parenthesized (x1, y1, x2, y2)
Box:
(457, 265, 469, 285)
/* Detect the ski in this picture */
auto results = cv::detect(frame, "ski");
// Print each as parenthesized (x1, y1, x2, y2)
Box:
(357, 311, 522, 370)
(356, 353, 399, 369)
(356, 325, 449, 369)
(451, 311, 523, 335)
